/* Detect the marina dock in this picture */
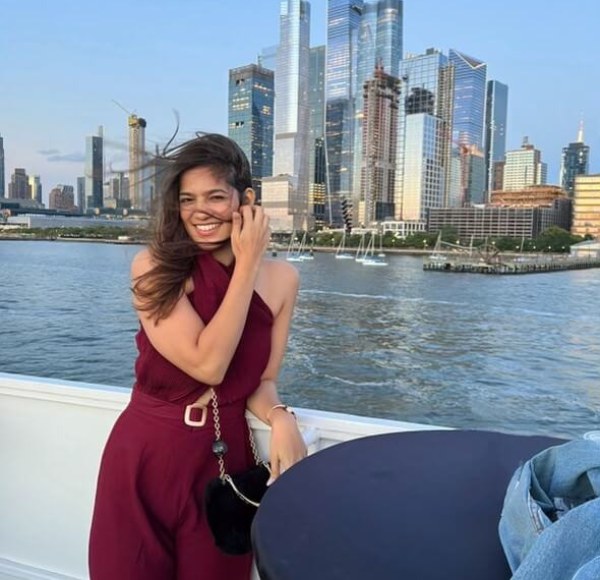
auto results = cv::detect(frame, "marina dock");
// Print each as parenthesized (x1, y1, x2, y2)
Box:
(423, 256, 600, 274)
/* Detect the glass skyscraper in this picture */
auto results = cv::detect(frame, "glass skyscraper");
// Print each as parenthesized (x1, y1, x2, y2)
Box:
(560, 122, 589, 197)
(0, 134, 4, 198)
(397, 49, 454, 221)
(308, 45, 327, 227)
(352, 0, 403, 223)
(449, 49, 487, 150)
(484, 80, 508, 197)
(228, 64, 275, 201)
(85, 130, 103, 210)
(262, 0, 310, 232)
(325, 0, 364, 227)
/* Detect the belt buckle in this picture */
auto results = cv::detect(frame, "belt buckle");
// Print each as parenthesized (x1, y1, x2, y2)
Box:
(184, 401, 208, 427)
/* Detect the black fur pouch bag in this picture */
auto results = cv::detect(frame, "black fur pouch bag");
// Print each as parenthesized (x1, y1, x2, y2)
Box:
(204, 462, 271, 555)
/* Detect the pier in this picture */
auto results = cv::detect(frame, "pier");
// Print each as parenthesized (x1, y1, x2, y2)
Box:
(423, 256, 600, 275)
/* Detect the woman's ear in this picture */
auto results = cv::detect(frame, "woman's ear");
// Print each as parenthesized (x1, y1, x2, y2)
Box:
(242, 188, 256, 206)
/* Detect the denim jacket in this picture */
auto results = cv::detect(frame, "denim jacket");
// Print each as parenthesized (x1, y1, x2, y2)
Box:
(498, 438, 600, 579)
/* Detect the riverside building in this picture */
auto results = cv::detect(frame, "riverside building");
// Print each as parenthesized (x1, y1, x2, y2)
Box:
(572, 174, 600, 237)
(560, 122, 590, 198)
(228, 64, 275, 201)
(503, 138, 547, 191)
(262, 0, 311, 233)
(484, 80, 508, 200)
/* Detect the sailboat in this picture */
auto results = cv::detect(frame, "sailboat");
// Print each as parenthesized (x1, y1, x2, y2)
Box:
(362, 234, 388, 267)
(377, 233, 386, 258)
(355, 233, 367, 262)
(335, 231, 354, 260)
(286, 231, 304, 262)
(286, 231, 313, 262)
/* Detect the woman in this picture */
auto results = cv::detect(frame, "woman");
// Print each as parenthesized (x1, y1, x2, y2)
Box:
(89, 133, 306, 579)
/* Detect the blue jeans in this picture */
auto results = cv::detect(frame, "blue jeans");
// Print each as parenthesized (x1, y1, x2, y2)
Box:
(499, 439, 600, 579)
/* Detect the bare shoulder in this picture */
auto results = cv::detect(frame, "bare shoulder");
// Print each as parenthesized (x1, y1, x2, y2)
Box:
(262, 259, 300, 289)
(131, 248, 154, 279)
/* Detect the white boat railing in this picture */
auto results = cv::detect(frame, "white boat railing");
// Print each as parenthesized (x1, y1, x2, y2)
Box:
(0, 372, 447, 580)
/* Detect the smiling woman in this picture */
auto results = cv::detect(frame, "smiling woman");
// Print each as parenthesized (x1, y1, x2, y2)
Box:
(178, 166, 253, 250)
(88, 133, 306, 580)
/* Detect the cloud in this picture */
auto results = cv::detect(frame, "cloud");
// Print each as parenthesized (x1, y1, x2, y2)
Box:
(37, 148, 85, 162)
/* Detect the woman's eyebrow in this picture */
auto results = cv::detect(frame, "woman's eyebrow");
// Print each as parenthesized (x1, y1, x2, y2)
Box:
(179, 188, 231, 196)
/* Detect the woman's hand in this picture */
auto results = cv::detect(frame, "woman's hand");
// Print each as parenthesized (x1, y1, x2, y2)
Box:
(267, 412, 307, 485)
(231, 205, 270, 272)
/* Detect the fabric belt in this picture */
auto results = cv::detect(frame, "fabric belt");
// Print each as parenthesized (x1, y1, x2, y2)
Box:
(128, 388, 245, 430)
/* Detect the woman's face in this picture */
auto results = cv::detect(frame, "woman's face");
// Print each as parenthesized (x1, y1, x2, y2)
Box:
(178, 166, 241, 250)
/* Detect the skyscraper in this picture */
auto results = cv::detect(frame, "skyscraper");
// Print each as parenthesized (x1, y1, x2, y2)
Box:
(262, 0, 310, 232)
(353, 0, 403, 224)
(503, 137, 547, 191)
(28, 175, 42, 204)
(129, 114, 147, 211)
(359, 64, 400, 225)
(228, 64, 275, 201)
(397, 49, 454, 222)
(484, 80, 508, 198)
(560, 121, 590, 197)
(325, 0, 364, 227)
(8, 168, 31, 199)
(449, 49, 487, 206)
(85, 128, 104, 210)
(0, 134, 5, 198)
(449, 49, 487, 150)
(77, 177, 85, 212)
(308, 45, 327, 228)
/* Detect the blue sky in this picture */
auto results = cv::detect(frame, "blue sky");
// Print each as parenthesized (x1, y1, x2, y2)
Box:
(1, 0, 598, 204)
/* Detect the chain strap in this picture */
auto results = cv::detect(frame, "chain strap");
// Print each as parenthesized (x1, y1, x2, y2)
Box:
(209, 388, 264, 481)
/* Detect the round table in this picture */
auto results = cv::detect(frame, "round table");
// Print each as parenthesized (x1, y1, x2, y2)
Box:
(252, 429, 564, 580)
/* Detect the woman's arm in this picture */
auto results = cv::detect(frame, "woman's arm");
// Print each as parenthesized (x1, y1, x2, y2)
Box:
(132, 205, 269, 385)
(246, 261, 306, 483)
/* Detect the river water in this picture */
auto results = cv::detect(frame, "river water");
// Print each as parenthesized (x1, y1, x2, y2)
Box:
(1, 240, 599, 438)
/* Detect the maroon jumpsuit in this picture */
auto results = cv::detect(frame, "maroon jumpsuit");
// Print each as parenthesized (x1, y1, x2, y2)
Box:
(89, 252, 273, 579)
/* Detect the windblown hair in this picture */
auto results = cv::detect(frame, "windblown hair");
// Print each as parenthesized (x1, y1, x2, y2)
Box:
(132, 133, 252, 321)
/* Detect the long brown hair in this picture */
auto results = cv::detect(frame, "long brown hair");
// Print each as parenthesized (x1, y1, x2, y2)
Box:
(133, 133, 252, 321)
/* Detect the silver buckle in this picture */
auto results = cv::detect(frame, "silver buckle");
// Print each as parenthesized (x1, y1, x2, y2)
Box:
(184, 402, 208, 427)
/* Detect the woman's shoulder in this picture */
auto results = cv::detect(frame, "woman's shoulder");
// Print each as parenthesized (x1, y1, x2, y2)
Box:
(262, 258, 300, 287)
(131, 248, 154, 278)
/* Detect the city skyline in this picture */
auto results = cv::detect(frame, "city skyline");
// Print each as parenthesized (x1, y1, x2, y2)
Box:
(1, 0, 598, 205)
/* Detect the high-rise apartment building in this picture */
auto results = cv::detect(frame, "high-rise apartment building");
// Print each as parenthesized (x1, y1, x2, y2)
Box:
(49, 185, 75, 211)
(308, 45, 327, 228)
(325, 0, 364, 227)
(0, 134, 5, 198)
(398, 49, 454, 222)
(560, 121, 590, 197)
(503, 138, 547, 191)
(76, 177, 85, 212)
(484, 80, 508, 198)
(262, 0, 311, 232)
(359, 65, 400, 225)
(228, 64, 275, 201)
(85, 128, 104, 210)
(352, 0, 403, 224)
(572, 174, 600, 237)
(28, 175, 42, 204)
(8, 168, 31, 199)
(129, 114, 147, 211)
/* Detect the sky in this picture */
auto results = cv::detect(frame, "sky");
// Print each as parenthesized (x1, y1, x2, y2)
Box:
(1, 0, 598, 205)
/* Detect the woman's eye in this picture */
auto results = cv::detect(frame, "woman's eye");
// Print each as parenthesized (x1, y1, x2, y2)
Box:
(179, 197, 194, 204)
